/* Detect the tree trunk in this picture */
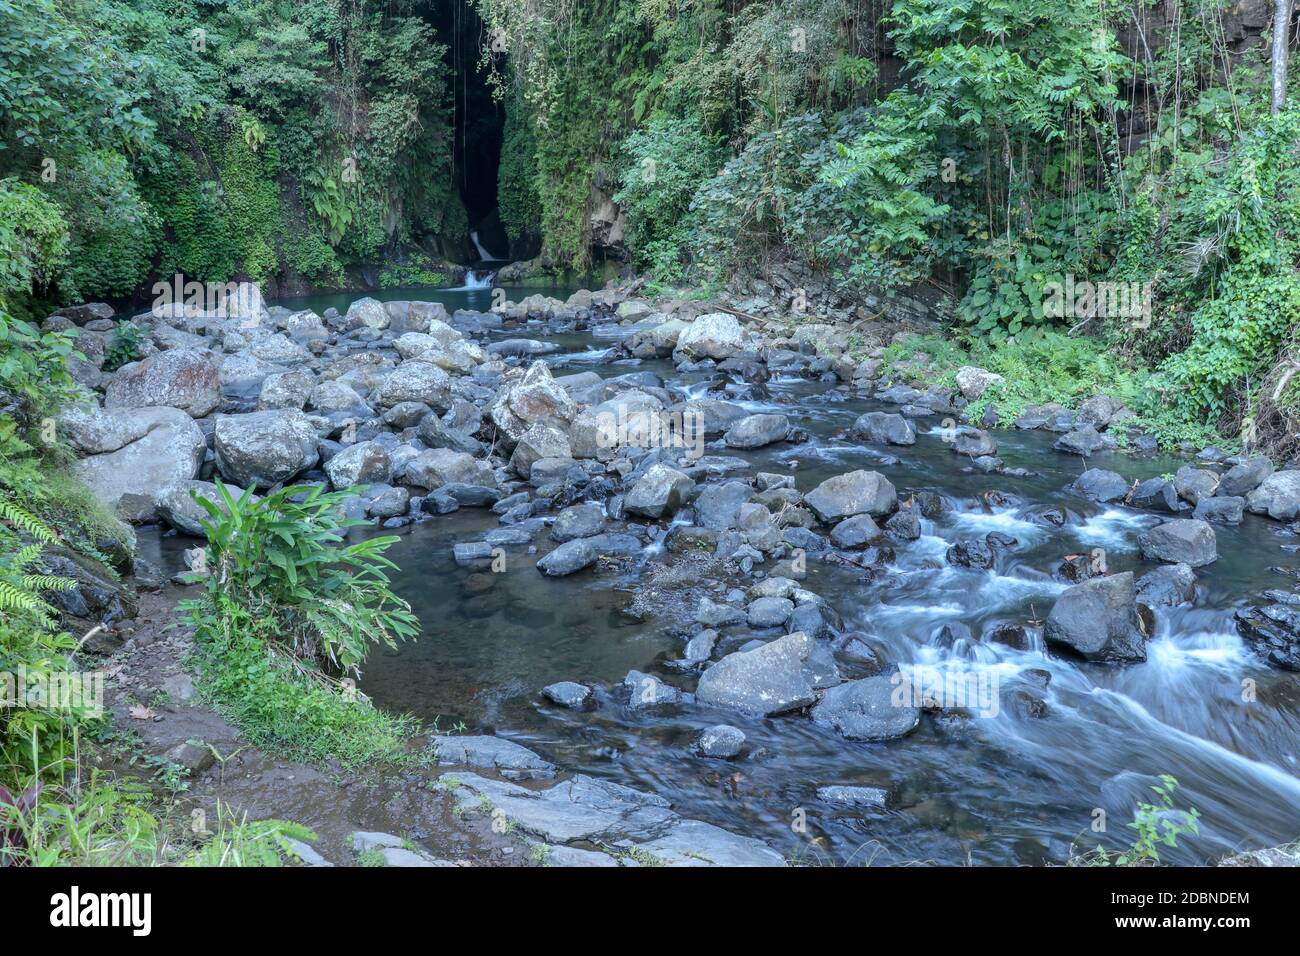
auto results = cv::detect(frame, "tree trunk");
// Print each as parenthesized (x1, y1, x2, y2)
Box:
(1273, 0, 1292, 114)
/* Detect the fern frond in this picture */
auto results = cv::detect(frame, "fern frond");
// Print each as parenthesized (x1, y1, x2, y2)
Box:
(0, 496, 58, 543)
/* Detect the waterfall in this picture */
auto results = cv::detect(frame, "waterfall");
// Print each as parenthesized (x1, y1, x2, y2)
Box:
(445, 268, 495, 291)
(470, 230, 503, 261)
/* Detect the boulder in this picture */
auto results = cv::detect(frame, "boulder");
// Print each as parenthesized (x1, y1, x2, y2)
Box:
(829, 514, 879, 549)
(1070, 468, 1130, 503)
(724, 413, 789, 449)
(214, 410, 320, 489)
(551, 502, 606, 541)
(537, 538, 601, 576)
(67, 407, 205, 518)
(1138, 518, 1217, 567)
(1193, 495, 1244, 525)
(674, 312, 745, 361)
(510, 423, 572, 479)
(542, 682, 592, 708)
(624, 464, 695, 519)
(803, 470, 896, 523)
(399, 448, 496, 490)
(1135, 563, 1196, 607)
(1218, 455, 1274, 497)
(695, 725, 745, 758)
(103, 347, 221, 417)
(373, 361, 452, 410)
(257, 369, 315, 411)
(1173, 465, 1220, 504)
(1054, 425, 1115, 456)
(810, 673, 921, 740)
(1245, 470, 1300, 520)
(694, 480, 753, 530)
(324, 440, 392, 489)
(155, 479, 256, 537)
(747, 596, 794, 628)
(954, 366, 1004, 400)
(489, 360, 578, 444)
(1129, 477, 1180, 512)
(346, 297, 390, 330)
(695, 632, 818, 716)
(1043, 572, 1147, 661)
(851, 412, 916, 446)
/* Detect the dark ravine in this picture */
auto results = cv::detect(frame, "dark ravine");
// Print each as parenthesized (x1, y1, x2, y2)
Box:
(55, 276, 1300, 866)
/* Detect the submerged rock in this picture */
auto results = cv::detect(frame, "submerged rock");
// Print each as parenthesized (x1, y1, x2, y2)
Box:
(695, 725, 745, 758)
(542, 681, 593, 708)
(810, 672, 921, 740)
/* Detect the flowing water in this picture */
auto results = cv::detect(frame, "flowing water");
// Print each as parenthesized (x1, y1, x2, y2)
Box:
(150, 288, 1300, 865)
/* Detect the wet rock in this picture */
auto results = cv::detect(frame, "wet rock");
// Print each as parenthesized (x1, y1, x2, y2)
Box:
(66, 407, 205, 518)
(884, 508, 921, 540)
(1129, 477, 1180, 512)
(453, 542, 494, 567)
(1077, 394, 1125, 429)
(695, 725, 745, 758)
(1044, 572, 1148, 662)
(724, 413, 789, 449)
(624, 464, 694, 519)
(324, 440, 391, 489)
(953, 428, 997, 457)
(850, 411, 916, 446)
(104, 347, 222, 417)
(431, 735, 556, 780)
(811, 672, 921, 740)
(624, 670, 684, 709)
(1173, 465, 1220, 504)
(1245, 470, 1300, 520)
(1235, 603, 1300, 670)
(1135, 563, 1196, 607)
(695, 632, 818, 716)
(551, 502, 606, 541)
(542, 681, 593, 708)
(1138, 518, 1217, 567)
(1068, 468, 1129, 502)
(747, 596, 794, 628)
(816, 785, 889, 809)
(674, 312, 745, 361)
(986, 623, 1033, 650)
(682, 629, 718, 663)
(365, 484, 409, 518)
(804, 470, 897, 523)
(439, 772, 783, 865)
(947, 532, 1016, 569)
(537, 538, 601, 576)
(1193, 495, 1244, 525)
(954, 366, 1004, 400)
(1054, 425, 1116, 456)
(1218, 455, 1274, 497)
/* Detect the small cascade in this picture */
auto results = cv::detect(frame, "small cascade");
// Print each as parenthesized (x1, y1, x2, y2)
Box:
(445, 268, 496, 292)
(470, 230, 504, 261)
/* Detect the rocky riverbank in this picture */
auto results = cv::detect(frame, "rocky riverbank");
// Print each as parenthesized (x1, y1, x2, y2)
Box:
(41, 275, 1300, 865)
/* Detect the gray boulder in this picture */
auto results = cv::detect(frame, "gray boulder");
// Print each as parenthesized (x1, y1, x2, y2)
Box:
(324, 440, 392, 489)
(542, 682, 592, 708)
(811, 673, 921, 740)
(694, 480, 753, 530)
(695, 632, 818, 716)
(624, 464, 695, 519)
(399, 448, 496, 490)
(104, 347, 221, 417)
(674, 313, 745, 361)
(1245, 470, 1300, 520)
(1070, 468, 1130, 502)
(1043, 572, 1148, 661)
(1138, 518, 1217, 567)
(804, 470, 896, 523)
(155, 479, 256, 537)
(551, 502, 606, 541)
(1218, 455, 1274, 497)
(830, 514, 879, 549)
(851, 411, 916, 446)
(66, 407, 205, 518)
(1135, 563, 1196, 607)
(373, 361, 452, 410)
(695, 725, 745, 758)
(214, 410, 320, 489)
(724, 413, 789, 449)
(537, 538, 601, 576)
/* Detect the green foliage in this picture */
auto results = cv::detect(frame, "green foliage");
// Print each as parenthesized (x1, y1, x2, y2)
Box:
(191, 482, 417, 674)
(1080, 775, 1201, 867)
(182, 806, 316, 867)
(614, 116, 726, 281)
(497, 106, 542, 246)
(0, 179, 69, 304)
(102, 322, 144, 374)
(179, 481, 421, 769)
(378, 253, 447, 290)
